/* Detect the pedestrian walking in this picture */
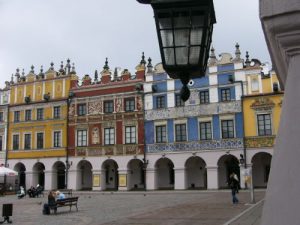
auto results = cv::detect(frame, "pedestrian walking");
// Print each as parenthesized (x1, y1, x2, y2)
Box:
(228, 172, 239, 204)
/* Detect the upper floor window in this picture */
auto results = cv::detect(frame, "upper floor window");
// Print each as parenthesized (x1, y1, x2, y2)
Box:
(175, 124, 187, 142)
(13, 134, 19, 150)
(77, 130, 87, 147)
(257, 114, 272, 136)
(14, 111, 20, 122)
(125, 98, 135, 112)
(37, 108, 44, 120)
(125, 126, 136, 144)
(156, 125, 166, 143)
(104, 128, 115, 145)
(0, 112, 3, 122)
(77, 104, 87, 116)
(0, 136, 2, 151)
(175, 94, 184, 107)
(200, 90, 209, 104)
(24, 134, 31, 150)
(221, 88, 231, 102)
(36, 133, 44, 149)
(53, 131, 61, 148)
(104, 100, 114, 113)
(156, 96, 165, 109)
(199, 122, 212, 140)
(221, 120, 234, 139)
(53, 106, 61, 119)
(25, 110, 32, 121)
(251, 78, 259, 91)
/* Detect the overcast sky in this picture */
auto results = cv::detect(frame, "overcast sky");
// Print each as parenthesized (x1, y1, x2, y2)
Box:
(0, 0, 269, 87)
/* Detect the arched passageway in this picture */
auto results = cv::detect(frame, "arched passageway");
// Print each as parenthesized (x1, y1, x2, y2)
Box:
(77, 160, 93, 190)
(252, 152, 272, 188)
(52, 161, 66, 189)
(127, 159, 144, 190)
(32, 162, 45, 188)
(218, 155, 240, 189)
(185, 156, 207, 189)
(101, 159, 119, 191)
(14, 163, 26, 189)
(155, 158, 174, 190)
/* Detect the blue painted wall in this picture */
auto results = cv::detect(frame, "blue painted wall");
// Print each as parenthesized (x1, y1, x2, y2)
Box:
(175, 79, 182, 91)
(145, 121, 154, 144)
(153, 73, 168, 81)
(217, 73, 233, 85)
(217, 64, 234, 73)
(154, 82, 167, 92)
(188, 117, 198, 141)
(235, 112, 244, 138)
(213, 115, 220, 139)
(167, 119, 174, 143)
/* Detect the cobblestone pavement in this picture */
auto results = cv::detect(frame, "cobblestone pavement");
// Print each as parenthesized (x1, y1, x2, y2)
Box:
(0, 190, 265, 225)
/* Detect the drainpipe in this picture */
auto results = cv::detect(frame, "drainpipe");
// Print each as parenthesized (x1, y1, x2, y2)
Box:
(4, 104, 10, 191)
(65, 93, 73, 189)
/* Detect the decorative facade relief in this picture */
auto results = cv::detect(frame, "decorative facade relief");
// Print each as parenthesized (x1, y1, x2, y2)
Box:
(115, 98, 123, 112)
(245, 136, 275, 148)
(88, 101, 102, 115)
(69, 104, 75, 116)
(92, 127, 99, 144)
(146, 138, 244, 153)
(250, 97, 275, 111)
(145, 101, 241, 120)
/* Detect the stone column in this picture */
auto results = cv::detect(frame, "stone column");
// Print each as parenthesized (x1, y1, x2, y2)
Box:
(68, 169, 78, 190)
(174, 167, 185, 190)
(118, 169, 129, 191)
(44, 170, 53, 190)
(146, 168, 156, 190)
(260, 2, 300, 224)
(206, 166, 218, 189)
(239, 163, 245, 189)
(92, 169, 102, 191)
(25, 171, 34, 190)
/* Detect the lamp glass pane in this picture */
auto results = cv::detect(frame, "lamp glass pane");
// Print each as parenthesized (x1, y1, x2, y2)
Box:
(158, 12, 172, 29)
(161, 30, 174, 47)
(175, 47, 188, 65)
(174, 29, 189, 46)
(191, 11, 205, 27)
(163, 48, 175, 65)
(173, 11, 190, 28)
(190, 28, 203, 45)
(189, 46, 200, 64)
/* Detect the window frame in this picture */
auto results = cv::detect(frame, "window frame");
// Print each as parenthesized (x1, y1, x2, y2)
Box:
(155, 125, 167, 143)
(104, 100, 114, 113)
(175, 123, 187, 142)
(25, 109, 32, 121)
(36, 132, 44, 149)
(221, 119, 235, 139)
(200, 90, 210, 104)
(104, 127, 115, 145)
(24, 133, 31, 150)
(14, 111, 20, 122)
(77, 129, 88, 147)
(175, 94, 184, 107)
(221, 88, 231, 102)
(53, 131, 61, 148)
(199, 121, 212, 140)
(125, 126, 136, 144)
(37, 108, 44, 120)
(0, 112, 3, 122)
(257, 113, 272, 136)
(156, 96, 166, 109)
(124, 98, 135, 112)
(77, 104, 87, 116)
(53, 106, 61, 119)
(13, 134, 19, 150)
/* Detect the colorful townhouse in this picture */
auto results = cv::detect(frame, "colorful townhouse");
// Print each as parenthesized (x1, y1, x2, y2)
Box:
(243, 68, 283, 188)
(143, 44, 277, 190)
(67, 56, 146, 191)
(7, 62, 72, 190)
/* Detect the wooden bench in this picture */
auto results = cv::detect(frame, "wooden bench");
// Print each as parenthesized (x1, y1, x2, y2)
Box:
(50, 197, 79, 214)
(58, 189, 73, 197)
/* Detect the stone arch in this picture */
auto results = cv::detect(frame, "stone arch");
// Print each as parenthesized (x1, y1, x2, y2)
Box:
(32, 162, 45, 188)
(52, 161, 66, 190)
(217, 154, 240, 189)
(251, 152, 272, 188)
(14, 162, 26, 189)
(76, 160, 93, 190)
(155, 158, 174, 190)
(185, 156, 207, 189)
(127, 159, 144, 190)
(101, 159, 119, 191)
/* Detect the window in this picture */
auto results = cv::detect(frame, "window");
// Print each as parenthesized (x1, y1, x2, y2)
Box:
(0, 136, 2, 151)
(200, 90, 209, 104)
(77, 130, 87, 147)
(77, 104, 87, 116)
(156, 125, 166, 143)
(24, 134, 31, 150)
(125, 98, 135, 112)
(53, 106, 61, 119)
(221, 120, 234, 139)
(156, 96, 165, 109)
(13, 134, 19, 150)
(25, 110, 32, 121)
(14, 111, 20, 122)
(36, 133, 43, 149)
(104, 128, 115, 145)
(199, 122, 212, 140)
(221, 88, 231, 102)
(125, 126, 136, 144)
(0, 112, 3, 122)
(257, 114, 272, 136)
(175, 94, 184, 107)
(104, 101, 114, 113)
(175, 124, 187, 142)
(251, 78, 259, 91)
(53, 131, 61, 147)
(37, 108, 44, 120)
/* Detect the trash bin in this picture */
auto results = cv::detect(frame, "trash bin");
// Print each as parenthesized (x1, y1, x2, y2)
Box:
(0, 203, 13, 224)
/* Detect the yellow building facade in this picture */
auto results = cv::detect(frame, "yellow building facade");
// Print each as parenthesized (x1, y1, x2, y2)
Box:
(7, 63, 73, 190)
(243, 68, 283, 188)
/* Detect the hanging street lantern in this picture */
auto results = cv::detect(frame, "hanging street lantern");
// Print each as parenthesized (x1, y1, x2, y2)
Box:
(137, 0, 216, 101)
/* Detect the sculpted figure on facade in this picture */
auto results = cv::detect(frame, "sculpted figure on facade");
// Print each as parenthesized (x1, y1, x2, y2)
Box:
(137, 96, 143, 110)
(92, 127, 99, 144)
(69, 104, 75, 116)
(115, 98, 122, 112)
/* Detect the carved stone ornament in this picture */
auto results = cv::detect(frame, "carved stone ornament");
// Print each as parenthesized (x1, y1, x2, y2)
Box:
(69, 104, 75, 116)
(250, 97, 275, 111)
(115, 98, 122, 113)
(88, 101, 103, 115)
(137, 96, 143, 110)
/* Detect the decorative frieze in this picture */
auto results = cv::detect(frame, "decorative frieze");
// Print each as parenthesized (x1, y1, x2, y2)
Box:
(145, 101, 241, 120)
(75, 145, 142, 157)
(245, 136, 275, 148)
(146, 138, 244, 153)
